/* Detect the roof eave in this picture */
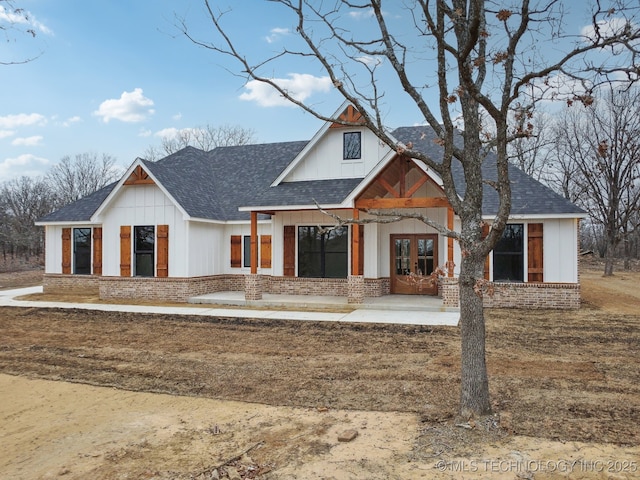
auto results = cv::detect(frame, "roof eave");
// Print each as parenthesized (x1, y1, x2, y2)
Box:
(239, 202, 349, 212)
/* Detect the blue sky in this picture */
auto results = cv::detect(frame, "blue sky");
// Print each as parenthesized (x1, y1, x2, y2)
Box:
(0, 1, 350, 180)
(0, 1, 621, 181)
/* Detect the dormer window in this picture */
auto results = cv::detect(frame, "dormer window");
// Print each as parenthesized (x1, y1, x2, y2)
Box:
(343, 131, 361, 160)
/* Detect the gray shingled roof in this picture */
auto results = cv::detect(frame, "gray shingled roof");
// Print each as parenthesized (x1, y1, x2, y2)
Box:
(37, 181, 117, 223)
(38, 125, 583, 224)
(144, 141, 314, 221)
(391, 126, 585, 216)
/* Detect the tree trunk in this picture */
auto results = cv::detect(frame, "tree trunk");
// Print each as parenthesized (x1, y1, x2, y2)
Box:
(458, 253, 492, 418)
(603, 234, 617, 276)
(623, 236, 631, 271)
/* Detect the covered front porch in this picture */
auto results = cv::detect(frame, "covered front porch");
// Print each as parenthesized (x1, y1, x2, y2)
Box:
(243, 153, 459, 306)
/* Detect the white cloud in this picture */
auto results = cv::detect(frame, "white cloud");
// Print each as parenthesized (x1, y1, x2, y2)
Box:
(0, 5, 53, 35)
(172, 112, 182, 121)
(527, 72, 589, 104)
(138, 128, 153, 137)
(239, 74, 332, 107)
(155, 127, 181, 139)
(11, 135, 43, 147)
(349, 9, 374, 20)
(356, 55, 383, 66)
(0, 113, 46, 129)
(265, 27, 290, 44)
(61, 116, 82, 127)
(0, 130, 15, 139)
(93, 88, 155, 123)
(154, 127, 201, 139)
(0, 153, 50, 179)
(581, 17, 635, 43)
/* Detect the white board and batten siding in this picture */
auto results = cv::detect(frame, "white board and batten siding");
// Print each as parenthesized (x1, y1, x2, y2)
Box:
(479, 217, 580, 284)
(99, 184, 185, 277)
(282, 128, 390, 182)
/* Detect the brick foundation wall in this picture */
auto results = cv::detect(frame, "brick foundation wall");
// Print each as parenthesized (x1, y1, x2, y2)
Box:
(43, 274, 100, 295)
(438, 279, 581, 309)
(440, 277, 459, 307)
(364, 277, 390, 297)
(98, 275, 243, 303)
(264, 276, 349, 296)
(484, 282, 581, 309)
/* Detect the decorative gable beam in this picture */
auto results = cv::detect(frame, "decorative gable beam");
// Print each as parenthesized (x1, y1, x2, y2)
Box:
(355, 197, 450, 209)
(329, 104, 365, 128)
(124, 165, 155, 185)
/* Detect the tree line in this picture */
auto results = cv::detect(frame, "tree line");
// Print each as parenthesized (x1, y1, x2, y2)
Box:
(0, 125, 256, 262)
(0, 153, 119, 260)
(509, 85, 640, 275)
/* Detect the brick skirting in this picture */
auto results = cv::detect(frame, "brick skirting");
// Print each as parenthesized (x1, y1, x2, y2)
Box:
(43, 274, 100, 295)
(43, 273, 580, 309)
(98, 275, 244, 303)
(440, 279, 581, 309)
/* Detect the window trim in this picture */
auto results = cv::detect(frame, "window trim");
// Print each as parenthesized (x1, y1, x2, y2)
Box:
(297, 225, 348, 279)
(133, 225, 155, 277)
(72, 227, 92, 275)
(492, 223, 524, 282)
(343, 131, 362, 160)
(243, 235, 252, 268)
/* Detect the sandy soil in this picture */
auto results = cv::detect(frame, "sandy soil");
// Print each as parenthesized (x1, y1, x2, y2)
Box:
(0, 263, 639, 479)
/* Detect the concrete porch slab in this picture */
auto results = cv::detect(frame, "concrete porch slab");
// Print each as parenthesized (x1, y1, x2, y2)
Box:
(188, 291, 459, 313)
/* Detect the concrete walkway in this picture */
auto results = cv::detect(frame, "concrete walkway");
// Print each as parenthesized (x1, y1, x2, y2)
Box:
(0, 286, 459, 326)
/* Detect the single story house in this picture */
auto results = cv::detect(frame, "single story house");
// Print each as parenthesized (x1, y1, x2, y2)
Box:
(36, 102, 586, 309)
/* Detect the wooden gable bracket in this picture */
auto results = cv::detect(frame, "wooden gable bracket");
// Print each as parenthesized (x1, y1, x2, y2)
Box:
(124, 165, 155, 185)
(329, 104, 366, 128)
(355, 156, 449, 209)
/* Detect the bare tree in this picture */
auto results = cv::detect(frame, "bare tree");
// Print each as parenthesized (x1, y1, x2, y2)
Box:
(146, 124, 257, 159)
(554, 86, 640, 276)
(0, 0, 42, 65)
(183, 1, 640, 417)
(0, 176, 53, 256)
(507, 109, 556, 182)
(46, 152, 120, 207)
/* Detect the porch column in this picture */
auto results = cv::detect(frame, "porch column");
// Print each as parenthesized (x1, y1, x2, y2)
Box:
(447, 207, 455, 277)
(348, 274, 365, 304)
(351, 208, 360, 276)
(245, 273, 263, 301)
(250, 211, 258, 275)
(348, 208, 364, 304)
(245, 211, 263, 301)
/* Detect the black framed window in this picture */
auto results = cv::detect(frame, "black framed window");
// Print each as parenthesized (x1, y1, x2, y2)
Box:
(73, 228, 91, 275)
(493, 224, 524, 281)
(343, 132, 361, 160)
(298, 226, 348, 278)
(243, 235, 251, 268)
(134, 225, 155, 277)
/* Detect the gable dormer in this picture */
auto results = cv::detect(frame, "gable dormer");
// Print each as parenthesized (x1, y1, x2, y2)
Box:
(279, 103, 391, 183)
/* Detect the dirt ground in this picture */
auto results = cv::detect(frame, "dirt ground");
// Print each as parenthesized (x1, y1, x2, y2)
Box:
(0, 262, 639, 479)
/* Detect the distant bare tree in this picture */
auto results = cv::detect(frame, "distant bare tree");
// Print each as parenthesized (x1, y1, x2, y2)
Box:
(148, 124, 257, 159)
(0, 176, 53, 256)
(507, 108, 555, 182)
(554, 86, 640, 276)
(47, 152, 120, 207)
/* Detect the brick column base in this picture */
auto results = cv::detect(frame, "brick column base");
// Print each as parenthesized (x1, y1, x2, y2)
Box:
(245, 274, 263, 301)
(440, 277, 459, 307)
(348, 275, 365, 304)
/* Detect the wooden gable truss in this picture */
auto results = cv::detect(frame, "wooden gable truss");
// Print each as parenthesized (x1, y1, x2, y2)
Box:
(354, 155, 456, 276)
(124, 165, 155, 186)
